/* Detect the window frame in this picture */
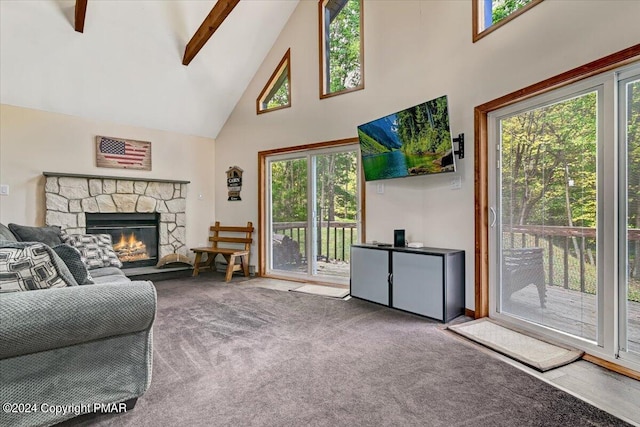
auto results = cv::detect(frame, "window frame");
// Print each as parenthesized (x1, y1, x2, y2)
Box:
(472, 0, 544, 43)
(256, 49, 291, 115)
(318, 0, 365, 99)
(618, 68, 640, 358)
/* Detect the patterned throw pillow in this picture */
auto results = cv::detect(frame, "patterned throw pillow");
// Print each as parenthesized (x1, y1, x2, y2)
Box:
(64, 234, 123, 270)
(52, 244, 95, 285)
(0, 243, 69, 292)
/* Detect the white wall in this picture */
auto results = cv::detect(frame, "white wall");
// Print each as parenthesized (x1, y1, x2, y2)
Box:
(213, 0, 640, 309)
(0, 104, 216, 252)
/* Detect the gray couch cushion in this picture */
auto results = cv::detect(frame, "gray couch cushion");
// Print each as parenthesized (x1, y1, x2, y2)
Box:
(52, 244, 95, 285)
(0, 242, 78, 292)
(0, 224, 17, 242)
(90, 266, 130, 284)
(0, 330, 152, 427)
(92, 275, 131, 285)
(0, 280, 156, 359)
(89, 266, 127, 278)
(8, 224, 64, 247)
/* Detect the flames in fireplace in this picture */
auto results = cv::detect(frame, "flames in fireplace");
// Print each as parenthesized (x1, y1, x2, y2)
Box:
(113, 233, 150, 263)
(85, 212, 159, 268)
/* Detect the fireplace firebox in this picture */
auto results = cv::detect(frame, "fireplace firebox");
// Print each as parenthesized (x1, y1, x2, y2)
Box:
(85, 213, 160, 268)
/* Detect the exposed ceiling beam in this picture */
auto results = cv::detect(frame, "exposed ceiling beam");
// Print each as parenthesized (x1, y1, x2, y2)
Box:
(74, 0, 87, 33)
(182, 0, 241, 66)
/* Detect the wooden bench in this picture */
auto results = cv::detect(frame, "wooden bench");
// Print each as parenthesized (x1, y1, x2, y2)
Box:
(502, 247, 546, 308)
(190, 222, 254, 282)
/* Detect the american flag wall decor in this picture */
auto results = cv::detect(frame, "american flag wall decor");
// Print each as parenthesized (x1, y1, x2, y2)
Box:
(96, 136, 151, 171)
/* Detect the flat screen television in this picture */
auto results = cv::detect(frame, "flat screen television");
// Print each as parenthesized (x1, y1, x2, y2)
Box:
(357, 95, 455, 181)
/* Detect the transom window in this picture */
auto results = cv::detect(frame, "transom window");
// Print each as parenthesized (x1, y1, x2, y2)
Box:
(319, 0, 364, 98)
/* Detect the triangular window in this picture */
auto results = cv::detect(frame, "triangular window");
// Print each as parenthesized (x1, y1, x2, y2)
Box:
(257, 49, 291, 114)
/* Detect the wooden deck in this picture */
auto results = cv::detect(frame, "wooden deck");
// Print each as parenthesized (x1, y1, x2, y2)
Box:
(505, 284, 640, 353)
(273, 259, 350, 278)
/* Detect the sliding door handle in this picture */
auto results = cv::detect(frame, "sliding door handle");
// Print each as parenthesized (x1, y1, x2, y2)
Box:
(490, 207, 497, 228)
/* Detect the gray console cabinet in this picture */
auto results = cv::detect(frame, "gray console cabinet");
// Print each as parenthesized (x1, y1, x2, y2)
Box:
(350, 244, 465, 322)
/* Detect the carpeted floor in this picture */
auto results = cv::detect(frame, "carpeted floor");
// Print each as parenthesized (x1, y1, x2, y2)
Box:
(69, 276, 630, 426)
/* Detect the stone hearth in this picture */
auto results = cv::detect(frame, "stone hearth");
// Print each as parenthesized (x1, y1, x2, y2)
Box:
(44, 172, 189, 259)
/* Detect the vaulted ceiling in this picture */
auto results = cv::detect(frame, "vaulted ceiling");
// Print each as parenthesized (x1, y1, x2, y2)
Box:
(0, 0, 299, 138)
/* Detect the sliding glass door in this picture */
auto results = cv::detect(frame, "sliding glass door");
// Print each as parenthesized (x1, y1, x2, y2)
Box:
(488, 62, 640, 367)
(620, 70, 640, 361)
(494, 86, 601, 342)
(266, 145, 360, 285)
(269, 156, 309, 272)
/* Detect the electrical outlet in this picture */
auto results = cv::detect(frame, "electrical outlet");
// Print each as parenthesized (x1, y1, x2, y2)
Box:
(0, 184, 8, 196)
(450, 176, 461, 190)
(376, 183, 384, 194)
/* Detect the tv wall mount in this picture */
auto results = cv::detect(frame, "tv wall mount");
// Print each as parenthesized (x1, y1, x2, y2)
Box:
(453, 133, 464, 159)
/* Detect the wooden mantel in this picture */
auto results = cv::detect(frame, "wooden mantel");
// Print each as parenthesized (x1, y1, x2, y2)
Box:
(43, 172, 190, 184)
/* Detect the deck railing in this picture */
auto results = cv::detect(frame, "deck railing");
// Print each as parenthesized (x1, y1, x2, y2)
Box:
(503, 225, 640, 292)
(272, 221, 357, 263)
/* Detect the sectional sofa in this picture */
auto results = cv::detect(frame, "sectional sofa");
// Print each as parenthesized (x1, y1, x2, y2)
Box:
(0, 223, 156, 427)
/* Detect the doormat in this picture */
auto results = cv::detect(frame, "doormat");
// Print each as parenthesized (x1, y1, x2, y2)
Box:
(290, 284, 349, 299)
(448, 318, 583, 372)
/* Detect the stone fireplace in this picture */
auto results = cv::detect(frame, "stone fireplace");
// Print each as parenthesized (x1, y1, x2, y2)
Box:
(44, 173, 189, 265)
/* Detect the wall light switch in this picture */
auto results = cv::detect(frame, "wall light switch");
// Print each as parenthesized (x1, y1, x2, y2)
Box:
(450, 176, 461, 190)
(0, 184, 8, 196)
(376, 183, 384, 194)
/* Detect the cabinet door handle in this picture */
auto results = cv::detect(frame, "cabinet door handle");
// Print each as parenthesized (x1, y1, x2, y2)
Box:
(388, 273, 393, 285)
(490, 207, 497, 228)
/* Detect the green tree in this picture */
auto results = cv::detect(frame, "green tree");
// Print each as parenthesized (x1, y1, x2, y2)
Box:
(271, 158, 307, 222)
(266, 78, 289, 109)
(271, 153, 358, 225)
(327, 0, 361, 93)
(316, 152, 357, 222)
(491, 0, 531, 25)
(627, 80, 640, 278)
(500, 92, 597, 260)
(396, 96, 451, 156)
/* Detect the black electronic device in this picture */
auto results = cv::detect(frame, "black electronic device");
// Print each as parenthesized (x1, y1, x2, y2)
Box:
(394, 229, 406, 247)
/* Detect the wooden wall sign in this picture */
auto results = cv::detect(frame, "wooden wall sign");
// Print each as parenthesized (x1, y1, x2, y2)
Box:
(226, 166, 243, 201)
(96, 136, 151, 171)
